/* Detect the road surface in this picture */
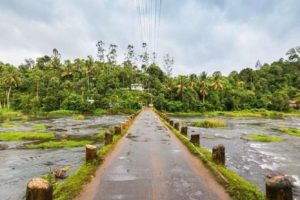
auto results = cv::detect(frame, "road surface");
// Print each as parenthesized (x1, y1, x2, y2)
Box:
(77, 109, 231, 200)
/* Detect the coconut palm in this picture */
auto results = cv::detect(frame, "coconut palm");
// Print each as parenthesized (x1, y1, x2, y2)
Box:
(176, 76, 187, 100)
(199, 72, 209, 103)
(2, 66, 19, 108)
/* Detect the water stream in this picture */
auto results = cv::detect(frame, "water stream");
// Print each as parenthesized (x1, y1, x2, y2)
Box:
(0, 115, 128, 200)
(172, 116, 300, 199)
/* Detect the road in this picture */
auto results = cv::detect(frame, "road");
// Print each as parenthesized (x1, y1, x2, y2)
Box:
(76, 109, 231, 200)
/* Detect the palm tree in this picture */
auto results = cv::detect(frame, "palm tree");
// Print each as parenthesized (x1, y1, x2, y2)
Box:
(2, 66, 19, 108)
(212, 71, 224, 92)
(199, 72, 209, 103)
(176, 76, 187, 101)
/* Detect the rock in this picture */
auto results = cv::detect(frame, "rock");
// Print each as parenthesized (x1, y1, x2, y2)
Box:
(0, 144, 8, 150)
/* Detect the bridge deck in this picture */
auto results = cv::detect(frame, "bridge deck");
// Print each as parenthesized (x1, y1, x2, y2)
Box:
(77, 109, 231, 200)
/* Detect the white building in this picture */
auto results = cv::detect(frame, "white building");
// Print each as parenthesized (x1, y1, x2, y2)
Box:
(131, 83, 144, 91)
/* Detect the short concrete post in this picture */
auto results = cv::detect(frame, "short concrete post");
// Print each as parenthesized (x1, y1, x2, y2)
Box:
(212, 145, 225, 166)
(26, 178, 53, 200)
(114, 125, 122, 135)
(85, 145, 97, 162)
(170, 120, 174, 126)
(190, 134, 200, 146)
(266, 176, 293, 200)
(181, 126, 188, 136)
(174, 122, 180, 130)
(105, 132, 113, 145)
(121, 122, 126, 130)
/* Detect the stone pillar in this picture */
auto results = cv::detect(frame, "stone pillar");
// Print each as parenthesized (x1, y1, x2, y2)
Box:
(85, 145, 97, 162)
(121, 122, 126, 130)
(26, 178, 53, 200)
(212, 144, 225, 166)
(190, 134, 200, 146)
(105, 132, 113, 145)
(174, 122, 180, 130)
(114, 125, 122, 135)
(181, 126, 188, 136)
(266, 176, 293, 200)
(170, 120, 174, 126)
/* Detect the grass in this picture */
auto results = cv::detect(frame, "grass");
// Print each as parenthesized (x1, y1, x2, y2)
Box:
(245, 134, 283, 142)
(72, 114, 85, 120)
(1, 122, 19, 128)
(33, 124, 47, 131)
(0, 131, 54, 141)
(52, 111, 140, 200)
(26, 140, 93, 149)
(93, 130, 106, 142)
(281, 128, 300, 137)
(190, 118, 225, 128)
(167, 109, 300, 119)
(47, 110, 76, 117)
(157, 110, 265, 200)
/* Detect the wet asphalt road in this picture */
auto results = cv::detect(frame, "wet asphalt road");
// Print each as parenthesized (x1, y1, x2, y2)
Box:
(78, 109, 230, 200)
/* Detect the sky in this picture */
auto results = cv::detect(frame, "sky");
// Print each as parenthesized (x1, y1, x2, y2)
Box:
(0, 0, 299, 75)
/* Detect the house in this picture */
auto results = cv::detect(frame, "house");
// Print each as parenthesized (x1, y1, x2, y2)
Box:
(131, 83, 144, 91)
(289, 100, 298, 109)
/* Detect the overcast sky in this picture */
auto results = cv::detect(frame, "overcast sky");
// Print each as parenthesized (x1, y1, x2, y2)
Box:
(0, 0, 299, 75)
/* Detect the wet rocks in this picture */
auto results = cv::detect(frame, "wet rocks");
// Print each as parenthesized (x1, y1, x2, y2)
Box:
(0, 144, 8, 150)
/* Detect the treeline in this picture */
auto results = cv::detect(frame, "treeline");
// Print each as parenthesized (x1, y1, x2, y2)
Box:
(0, 42, 300, 114)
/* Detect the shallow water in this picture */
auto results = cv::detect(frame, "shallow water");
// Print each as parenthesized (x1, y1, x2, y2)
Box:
(0, 115, 127, 200)
(172, 116, 300, 199)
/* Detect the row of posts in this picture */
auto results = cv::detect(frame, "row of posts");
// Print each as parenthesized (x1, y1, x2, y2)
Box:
(26, 111, 140, 200)
(157, 111, 294, 200)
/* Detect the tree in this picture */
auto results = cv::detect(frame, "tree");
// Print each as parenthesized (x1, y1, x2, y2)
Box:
(198, 72, 209, 103)
(1, 65, 19, 108)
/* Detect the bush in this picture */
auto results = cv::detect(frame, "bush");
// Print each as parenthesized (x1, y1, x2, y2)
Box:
(190, 119, 225, 128)
(61, 94, 84, 111)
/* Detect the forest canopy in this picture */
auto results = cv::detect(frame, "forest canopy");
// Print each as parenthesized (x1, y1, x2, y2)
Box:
(0, 42, 300, 114)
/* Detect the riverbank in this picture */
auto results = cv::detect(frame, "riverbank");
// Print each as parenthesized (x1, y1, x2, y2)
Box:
(167, 109, 300, 118)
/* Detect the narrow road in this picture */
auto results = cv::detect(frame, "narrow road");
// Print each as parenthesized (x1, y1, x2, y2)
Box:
(77, 109, 231, 200)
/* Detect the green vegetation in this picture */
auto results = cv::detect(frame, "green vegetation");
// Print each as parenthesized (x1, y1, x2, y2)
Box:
(281, 128, 300, 137)
(168, 109, 295, 119)
(158, 112, 265, 200)
(33, 124, 47, 131)
(0, 131, 54, 141)
(1, 122, 18, 128)
(72, 114, 85, 120)
(245, 134, 283, 142)
(26, 140, 93, 149)
(0, 44, 299, 115)
(47, 110, 76, 117)
(94, 130, 106, 141)
(190, 119, 225, 128)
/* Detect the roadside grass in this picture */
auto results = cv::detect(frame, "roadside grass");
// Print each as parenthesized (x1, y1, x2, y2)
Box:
(157, 111, 265, 200)
(245, 134, 283, 142)
(33, 124, 47, 131)
(0, 131, 54, 141)
(281, 128, 300, 137)
(26, 140, 93, 149)
(93, 130, 106, 141)
(52, 112, 139, 200)
(190, 118, 225, 128)
(167, 109, 299, 119)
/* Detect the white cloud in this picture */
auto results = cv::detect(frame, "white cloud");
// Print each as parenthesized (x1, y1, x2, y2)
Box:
(0, 0, 299, 75)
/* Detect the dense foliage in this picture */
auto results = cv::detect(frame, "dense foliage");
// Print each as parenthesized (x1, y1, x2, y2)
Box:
(0, 43, 299, 113)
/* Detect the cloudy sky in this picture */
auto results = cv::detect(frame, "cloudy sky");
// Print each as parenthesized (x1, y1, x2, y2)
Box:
(0, 0, 299, 75)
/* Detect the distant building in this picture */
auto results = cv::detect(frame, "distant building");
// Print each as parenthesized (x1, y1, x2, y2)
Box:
(289, 100, 298, 109)
(131, 83, 144, 91)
